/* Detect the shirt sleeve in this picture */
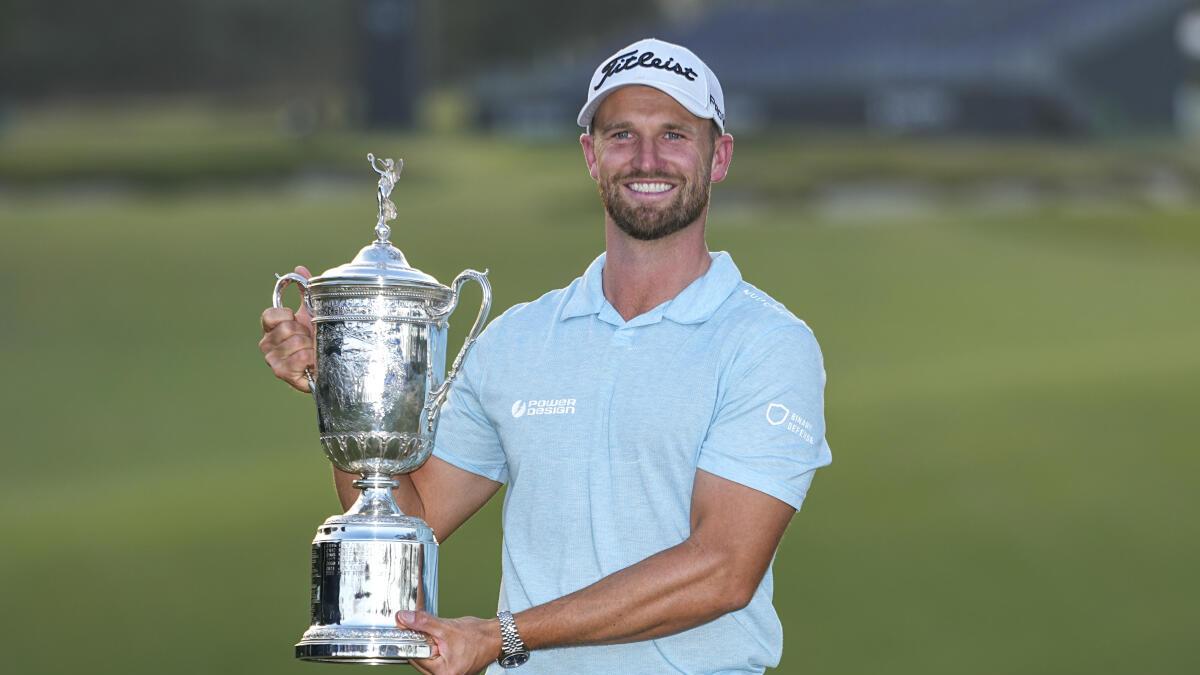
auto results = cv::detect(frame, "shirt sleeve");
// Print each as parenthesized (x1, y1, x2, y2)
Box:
(431, 337, 509, 484)
(697, 324, 832, 510)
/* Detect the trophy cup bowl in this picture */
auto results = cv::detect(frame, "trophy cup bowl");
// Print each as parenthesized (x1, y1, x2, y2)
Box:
(275, 155, 491, 664)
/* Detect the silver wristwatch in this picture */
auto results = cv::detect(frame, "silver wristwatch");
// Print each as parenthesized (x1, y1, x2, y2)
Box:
(496, 610, 530, 668)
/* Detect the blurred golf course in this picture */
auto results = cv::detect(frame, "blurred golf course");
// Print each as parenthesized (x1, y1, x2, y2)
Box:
(1, 109, 1198, 674)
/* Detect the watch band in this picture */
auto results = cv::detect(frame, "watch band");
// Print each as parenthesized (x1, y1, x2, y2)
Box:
(496, 610, 530, 668)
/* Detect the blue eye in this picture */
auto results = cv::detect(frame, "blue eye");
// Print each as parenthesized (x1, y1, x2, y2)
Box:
(665, 132, 683, 140)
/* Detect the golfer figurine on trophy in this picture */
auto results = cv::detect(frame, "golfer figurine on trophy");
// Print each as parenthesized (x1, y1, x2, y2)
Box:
(273, 153, 491, 664)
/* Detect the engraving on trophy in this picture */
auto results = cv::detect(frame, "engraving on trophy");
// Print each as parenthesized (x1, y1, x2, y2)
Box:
(301, 626, 430, 642)
(275, 152, 491, 665)
(311, 542, 342, 626)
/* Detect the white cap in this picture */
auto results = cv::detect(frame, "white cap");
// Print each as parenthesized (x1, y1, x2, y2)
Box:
(577, 38, 726, 133)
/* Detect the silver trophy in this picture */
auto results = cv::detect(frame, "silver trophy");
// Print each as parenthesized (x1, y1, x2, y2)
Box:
(273, 154, 491, 664)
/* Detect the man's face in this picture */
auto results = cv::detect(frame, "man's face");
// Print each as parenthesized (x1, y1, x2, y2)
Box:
(584, 86, 724, 241)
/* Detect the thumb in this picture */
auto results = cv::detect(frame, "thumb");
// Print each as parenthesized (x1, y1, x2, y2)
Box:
(293, 265, 315, 329)
(396, 610, 442, 635)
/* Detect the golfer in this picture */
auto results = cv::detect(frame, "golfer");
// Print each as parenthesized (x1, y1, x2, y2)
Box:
(260, 38, 832, 675)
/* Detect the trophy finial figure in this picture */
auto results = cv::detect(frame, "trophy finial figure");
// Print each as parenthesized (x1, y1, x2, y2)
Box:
(367, 153, 404, 243)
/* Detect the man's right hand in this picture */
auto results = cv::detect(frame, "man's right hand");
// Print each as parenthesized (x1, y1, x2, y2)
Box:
(260, 265, 316, 393)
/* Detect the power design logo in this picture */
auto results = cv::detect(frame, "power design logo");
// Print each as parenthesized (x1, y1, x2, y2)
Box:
(512, 398, 577, 418)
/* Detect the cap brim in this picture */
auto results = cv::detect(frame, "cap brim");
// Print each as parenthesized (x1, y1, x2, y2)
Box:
(577, 81, 723, 133)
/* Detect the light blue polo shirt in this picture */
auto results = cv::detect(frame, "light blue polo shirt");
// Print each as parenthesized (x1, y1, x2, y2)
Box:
(433, 251, 832, 675)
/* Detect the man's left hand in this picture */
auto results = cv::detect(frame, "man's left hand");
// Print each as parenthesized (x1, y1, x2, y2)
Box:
(396, 610, 501, 675)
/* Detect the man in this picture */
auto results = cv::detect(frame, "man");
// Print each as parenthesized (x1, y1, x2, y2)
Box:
(260, 38, 831, 674)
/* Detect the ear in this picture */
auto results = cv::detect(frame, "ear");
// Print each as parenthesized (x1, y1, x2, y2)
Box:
(580, 132, 601, 182)
(709, 133, 734, 183)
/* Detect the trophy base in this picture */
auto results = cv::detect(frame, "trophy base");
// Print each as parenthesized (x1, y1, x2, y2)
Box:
(296, 480, 439, 664)
(296, 627, 434, 663)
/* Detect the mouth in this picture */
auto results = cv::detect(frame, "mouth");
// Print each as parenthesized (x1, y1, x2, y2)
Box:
(623, 180, 677, 199)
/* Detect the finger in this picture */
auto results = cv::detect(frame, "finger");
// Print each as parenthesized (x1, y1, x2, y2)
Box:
(263, 324, 311, 352)
(420, 638, 449, 675)
(396, 610, 429, 630)
(261, 307, 296, 333)
(270, 332, 314, 358)
(286, 372, 311, 393)
(281, 354, 316, 392)
(283, 349, 315, 373)
(397, 611, 449, 639)
(395, 613, 440, 674)
(295, 306, 315, 336)
(408, 659, 435, 675)
(391, 617, 441, 659)
(290, 267, 316, 333)
(263, 345, 311, 393)
(291, 373, 311, 393)
(264, 340, 314, 371)
(263, 333, 311, 361)
(264, 348, 314, 392)
(287, 361, 316, 392)
(265, 320, 310, 344)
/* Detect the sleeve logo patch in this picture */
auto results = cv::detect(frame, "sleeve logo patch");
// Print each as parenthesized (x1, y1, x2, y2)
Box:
(765, 402, 790, 425)
(765, 402, 816, 444)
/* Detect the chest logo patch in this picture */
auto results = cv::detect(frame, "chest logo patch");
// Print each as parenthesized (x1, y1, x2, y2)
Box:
(512, 398, 577, 418)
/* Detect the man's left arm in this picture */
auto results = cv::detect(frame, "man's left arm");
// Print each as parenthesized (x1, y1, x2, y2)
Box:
(396, 469, 795, 674)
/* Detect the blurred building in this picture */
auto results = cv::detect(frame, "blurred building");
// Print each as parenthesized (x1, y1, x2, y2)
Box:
(473, 0, 1200, 137)
(359, 0, 427, 128)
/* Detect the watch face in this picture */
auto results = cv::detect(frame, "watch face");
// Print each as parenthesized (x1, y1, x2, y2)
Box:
(499, 652, 530, 668)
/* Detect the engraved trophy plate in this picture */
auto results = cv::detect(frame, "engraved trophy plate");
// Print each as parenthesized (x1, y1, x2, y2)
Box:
(274, 154, 491, 664)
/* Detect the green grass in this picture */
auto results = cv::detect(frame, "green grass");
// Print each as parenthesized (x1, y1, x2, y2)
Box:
(1, 130, 1198, 675)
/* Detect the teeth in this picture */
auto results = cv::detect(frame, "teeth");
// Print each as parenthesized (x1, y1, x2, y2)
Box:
(629, 182, 673, 193)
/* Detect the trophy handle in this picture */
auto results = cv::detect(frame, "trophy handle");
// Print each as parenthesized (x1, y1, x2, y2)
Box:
(425, 269, 492, 431)
(272, 272, 318, 394)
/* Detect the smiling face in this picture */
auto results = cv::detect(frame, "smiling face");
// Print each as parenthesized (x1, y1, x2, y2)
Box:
(582, 86, 731, 241)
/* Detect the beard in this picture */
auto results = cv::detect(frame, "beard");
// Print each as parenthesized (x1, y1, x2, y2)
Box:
(599, 168, 710, 241)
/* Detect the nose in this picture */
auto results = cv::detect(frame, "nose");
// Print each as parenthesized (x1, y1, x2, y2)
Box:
(632, 137, 667, 175)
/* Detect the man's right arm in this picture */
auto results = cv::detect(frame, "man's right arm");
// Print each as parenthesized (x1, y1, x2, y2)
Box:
(260, 265, 501, 543)
(332, 460, 501, 542)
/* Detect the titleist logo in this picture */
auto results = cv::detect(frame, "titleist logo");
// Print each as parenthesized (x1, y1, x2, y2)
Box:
(594, 50, 698, 90)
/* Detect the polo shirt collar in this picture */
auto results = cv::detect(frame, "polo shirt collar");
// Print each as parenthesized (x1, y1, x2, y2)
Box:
(560, 251, 742, 326)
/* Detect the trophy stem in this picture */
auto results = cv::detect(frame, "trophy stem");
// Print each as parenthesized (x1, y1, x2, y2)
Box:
(347, 473, 404, 518)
